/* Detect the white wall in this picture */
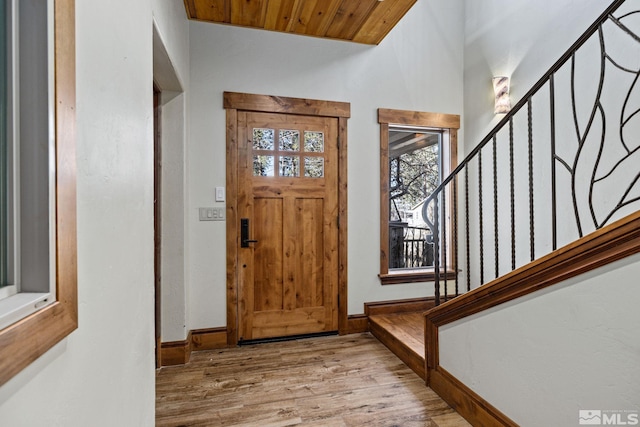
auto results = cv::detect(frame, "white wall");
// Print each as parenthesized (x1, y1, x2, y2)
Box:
(152, 0, 191, 343)
(0, 0, 164, 424)
(159, 90, 189, 342)
(152, 0, 189, 85)
(463, 0, 607, 146)
(439, 253, 640, 426)
(186, 0, 465, 326)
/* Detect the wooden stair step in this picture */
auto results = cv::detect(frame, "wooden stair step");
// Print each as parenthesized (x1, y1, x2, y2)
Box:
(369, 311, 426, 380)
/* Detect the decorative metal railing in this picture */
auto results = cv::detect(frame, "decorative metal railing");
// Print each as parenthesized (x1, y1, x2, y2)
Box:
(423, 0, 640, 305)
(389, 224, 434, 269)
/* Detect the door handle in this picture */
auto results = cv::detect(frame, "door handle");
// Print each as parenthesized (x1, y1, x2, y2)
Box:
(241, 218, 258, 248)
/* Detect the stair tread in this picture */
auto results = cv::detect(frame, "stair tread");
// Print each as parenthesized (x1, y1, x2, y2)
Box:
(369, 311, 425, 359)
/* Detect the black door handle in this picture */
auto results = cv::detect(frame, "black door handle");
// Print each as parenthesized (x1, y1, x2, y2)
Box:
(241, 218, 258, 247)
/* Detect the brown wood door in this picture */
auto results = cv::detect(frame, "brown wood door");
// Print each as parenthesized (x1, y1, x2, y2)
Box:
(237, 111, 339, 341)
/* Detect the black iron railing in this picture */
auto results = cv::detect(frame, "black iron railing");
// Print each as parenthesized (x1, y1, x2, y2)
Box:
(423, 0, 640, 305)
(389, 224, 434, 269)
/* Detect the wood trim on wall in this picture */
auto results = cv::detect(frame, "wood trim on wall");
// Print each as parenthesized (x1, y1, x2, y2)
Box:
(160, 327, 228, 367)
(423, 211, 640, 427)
(378, 270, 457, 285)
(223, 92, 351, 118)
(191, 327, 228, 351)
(0, 0, 77, 387)
(429, 367, 517, 427)
(379, 121, 390, 277)
(346, 314, 368, 334)
(225, 107, 239, 347)
(378, 108, 460, 129)
(337, 116, 349, 335)
(365, 297, 436, 317)
(161, 331, 192, 366)
(224, 92, 350, 343)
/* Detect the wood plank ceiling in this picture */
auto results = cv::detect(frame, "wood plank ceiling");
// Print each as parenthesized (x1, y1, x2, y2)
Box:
(183, 0, 418, 45)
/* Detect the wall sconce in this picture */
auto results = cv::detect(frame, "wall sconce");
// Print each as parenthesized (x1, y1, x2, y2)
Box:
(492, 76, 511, 114)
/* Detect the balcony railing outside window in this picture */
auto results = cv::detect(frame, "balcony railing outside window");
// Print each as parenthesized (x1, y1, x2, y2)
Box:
(389, 223, 434, 269)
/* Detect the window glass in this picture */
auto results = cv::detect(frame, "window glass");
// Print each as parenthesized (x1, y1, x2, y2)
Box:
(304, 131, 324, 153)
(388, 128, 441, 270)
(18, 0, 52, 293)
(253, 155, 274, 176)
(279, 155, 299, 177)
(253, 128, 274, 150)
(251, 127, 327, 179)
(0, 0, 55, 327)
(279, 129, 299, 151)
(0, 0, 8, 288)
(304, 157, 324, 178)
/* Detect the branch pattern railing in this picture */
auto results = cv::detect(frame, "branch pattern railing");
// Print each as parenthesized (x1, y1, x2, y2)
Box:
(423, 0, 640, 305)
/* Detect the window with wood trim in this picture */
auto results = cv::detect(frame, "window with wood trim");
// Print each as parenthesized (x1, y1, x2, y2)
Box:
(378, 109, 459, 285)
(0, 0, 76, 386)
(1, 0, 57, 330)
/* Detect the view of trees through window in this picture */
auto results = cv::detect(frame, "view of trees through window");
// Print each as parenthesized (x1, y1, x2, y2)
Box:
(388, 128, 441, 269)
(252, 128, 325, 178)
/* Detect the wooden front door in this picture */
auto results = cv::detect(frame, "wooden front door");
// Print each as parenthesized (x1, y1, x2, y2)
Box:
(237, 111, 339, 342)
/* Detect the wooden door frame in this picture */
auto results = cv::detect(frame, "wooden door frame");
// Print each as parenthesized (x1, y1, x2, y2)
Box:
(224, 92, 350, 346)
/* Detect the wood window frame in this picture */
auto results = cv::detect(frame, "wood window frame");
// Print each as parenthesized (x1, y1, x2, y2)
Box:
(224, 92, 350, 345)
(0, 0, 77, 386)
(378, 108, 459, 285)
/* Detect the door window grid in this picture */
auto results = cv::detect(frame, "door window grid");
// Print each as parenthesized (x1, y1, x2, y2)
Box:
(253, 127, 324, 178)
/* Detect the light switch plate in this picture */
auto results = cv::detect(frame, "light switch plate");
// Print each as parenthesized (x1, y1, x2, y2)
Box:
(199, 207, 225, 221)
(215, 187, 225, 202)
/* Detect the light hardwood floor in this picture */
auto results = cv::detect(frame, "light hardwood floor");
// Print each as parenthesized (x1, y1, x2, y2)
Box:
(156, 332, 470, 426)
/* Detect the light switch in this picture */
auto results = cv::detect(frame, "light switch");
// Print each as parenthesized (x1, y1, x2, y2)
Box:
(215, 187, 225, 202)
(199, 207, 225, 221)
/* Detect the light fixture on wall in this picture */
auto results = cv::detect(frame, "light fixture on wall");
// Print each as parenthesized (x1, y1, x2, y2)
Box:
(492, 76, 511, 114)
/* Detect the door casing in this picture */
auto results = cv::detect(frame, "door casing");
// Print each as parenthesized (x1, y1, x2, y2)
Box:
(224, 92, 350, 346)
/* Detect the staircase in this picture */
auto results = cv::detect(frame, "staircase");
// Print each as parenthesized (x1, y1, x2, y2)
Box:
(366, 298, 436, 380)
(375, 1, 640, 425)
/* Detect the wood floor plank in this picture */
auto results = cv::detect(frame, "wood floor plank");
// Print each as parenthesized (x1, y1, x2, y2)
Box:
(156, 333, 470, 427)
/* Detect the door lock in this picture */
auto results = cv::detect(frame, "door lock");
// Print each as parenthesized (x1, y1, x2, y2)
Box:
(241, 218, 258, 247)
